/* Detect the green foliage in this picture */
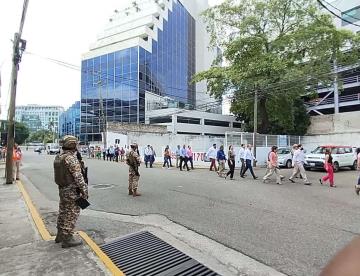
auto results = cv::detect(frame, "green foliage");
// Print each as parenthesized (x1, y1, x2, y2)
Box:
(28, 130, 56, 144)
(194, 0, 360, 135)
(0, 120, 30, 145)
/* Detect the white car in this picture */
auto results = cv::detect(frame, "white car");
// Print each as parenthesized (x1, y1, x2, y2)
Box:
(304, 145, 357, 172)
(277, 148, 293, 168)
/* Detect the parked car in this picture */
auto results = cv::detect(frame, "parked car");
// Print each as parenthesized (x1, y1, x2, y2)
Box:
(277, 147, 293, 168)
(304, 145, 357, 172)
(34, 147, 42, 153)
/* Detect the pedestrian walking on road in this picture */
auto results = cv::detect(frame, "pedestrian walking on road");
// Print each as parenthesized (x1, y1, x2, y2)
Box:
(179, 145, 190, 171)
(13, 144, 22, 181)
(150, 146, 156, 168)
(166, 145, 174, 167)
(319, 149, 336, 187)
(239, 144, 246, 177)
(187, 145, 194, 170)
(54, 135, 88, 248)
(163, 146, 171, 169)
(126, 143, 141, 196)
(225, 145, 235, 180)
(263, 146, 283, 185)
(206, 144, 218, 171)
(289, 144, 311, 185)
(241, 144, 258, 179)
(144, 145, 153, 168)
(175, 145, 181, 168)
(355, 148, 360, 195)
(217, 145, 226, 177)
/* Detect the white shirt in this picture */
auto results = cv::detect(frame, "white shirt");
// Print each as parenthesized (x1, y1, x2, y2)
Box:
(206, 147, 218, 159)
(239, 147, 245, 159)
(293, 149, 306, 165)
(244, 148, 255, 160)
(144, 147, 153, 156)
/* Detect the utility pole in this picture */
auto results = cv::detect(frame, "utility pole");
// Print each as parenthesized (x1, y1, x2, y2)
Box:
(333, 60, 339, 114)
(6, 0, 29, 184)
(253, 90, 258, 167)
(96, 78, 107, 150)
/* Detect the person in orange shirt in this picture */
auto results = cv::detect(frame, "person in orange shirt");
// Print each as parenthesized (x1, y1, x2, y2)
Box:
(13, 144, 22, 181)
(262, 146, 284, 185)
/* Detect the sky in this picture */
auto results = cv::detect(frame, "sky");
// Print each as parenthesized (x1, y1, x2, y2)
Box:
(0, 0, 220, 118)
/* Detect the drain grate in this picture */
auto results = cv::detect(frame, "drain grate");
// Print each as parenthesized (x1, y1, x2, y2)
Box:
(100, 231, 219, 276)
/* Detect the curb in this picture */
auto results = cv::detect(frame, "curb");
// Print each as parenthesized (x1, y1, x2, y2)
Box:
(16, 180, 124, 276)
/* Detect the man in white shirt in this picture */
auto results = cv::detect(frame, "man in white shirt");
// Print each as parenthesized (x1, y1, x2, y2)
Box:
(240, 144, 258, 179)
(238, 144, 246, 176)
(144, 145, 153, 168)
(206, 144, 218, 171)
(289, 144, 311, 185)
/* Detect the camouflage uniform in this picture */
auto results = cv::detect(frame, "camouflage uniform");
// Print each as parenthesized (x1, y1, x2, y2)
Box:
(126, 149, 141, 191)
(54, 150, 88, 236)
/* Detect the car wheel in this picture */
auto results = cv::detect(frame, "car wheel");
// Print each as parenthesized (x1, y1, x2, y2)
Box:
(351, 160, 357, 170)
(286, 159, 292, 169)
(333, 162, 340, 172)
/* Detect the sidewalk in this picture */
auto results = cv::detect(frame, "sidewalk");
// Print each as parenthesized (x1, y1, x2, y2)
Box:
(0, 179, 109, 275)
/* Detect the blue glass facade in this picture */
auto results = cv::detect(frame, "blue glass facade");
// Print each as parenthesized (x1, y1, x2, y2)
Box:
(80, 0, 195, 142)
(59, 101, 80, 138)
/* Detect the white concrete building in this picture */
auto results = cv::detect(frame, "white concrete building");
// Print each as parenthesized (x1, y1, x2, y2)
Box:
(146, 108, 242, 136)
(15, 105, 64, 133)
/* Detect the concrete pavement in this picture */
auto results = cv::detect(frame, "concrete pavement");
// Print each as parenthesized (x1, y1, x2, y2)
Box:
(19, 151, 360, 276)
(0, 175, 109, 275)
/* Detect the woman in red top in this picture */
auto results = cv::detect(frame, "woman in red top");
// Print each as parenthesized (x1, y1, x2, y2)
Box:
(320, 148, 335, 187)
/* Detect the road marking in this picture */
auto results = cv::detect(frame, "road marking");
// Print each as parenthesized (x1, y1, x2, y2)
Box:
(16, 180, 53, 241)
(78, 231, 125, 276)
(17, 180, 124, 276)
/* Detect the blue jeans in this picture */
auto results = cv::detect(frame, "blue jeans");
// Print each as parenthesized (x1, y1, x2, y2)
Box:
(241, 159, 256, 178)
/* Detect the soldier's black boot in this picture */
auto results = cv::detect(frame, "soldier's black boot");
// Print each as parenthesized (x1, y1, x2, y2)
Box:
(128, 189, 133, 195)
(55, 231, 64, 243)
(61, 234, 83, 248)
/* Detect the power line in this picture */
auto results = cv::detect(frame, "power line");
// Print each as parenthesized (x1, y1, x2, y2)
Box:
(317, 0, 360, 27)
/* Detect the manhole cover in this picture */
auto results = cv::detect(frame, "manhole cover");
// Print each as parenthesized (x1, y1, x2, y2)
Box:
(90, 184, 114, 189)
(100, 231, 219, 276)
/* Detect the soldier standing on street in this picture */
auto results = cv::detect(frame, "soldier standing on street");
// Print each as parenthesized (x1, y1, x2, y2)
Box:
(54, 135, 88, 248)
(126, 143, 141, 197)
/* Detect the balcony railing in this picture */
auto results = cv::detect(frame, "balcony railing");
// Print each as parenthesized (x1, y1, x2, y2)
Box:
(306, 93, 360, 108)
(317, 75, 360, 91)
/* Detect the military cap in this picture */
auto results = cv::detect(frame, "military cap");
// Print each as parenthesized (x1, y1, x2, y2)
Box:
(61, 135, 78, 149)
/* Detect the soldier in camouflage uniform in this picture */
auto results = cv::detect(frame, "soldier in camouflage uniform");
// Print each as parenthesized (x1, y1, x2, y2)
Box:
(126, 143, 141, 197)
(53, 135, 88, 248)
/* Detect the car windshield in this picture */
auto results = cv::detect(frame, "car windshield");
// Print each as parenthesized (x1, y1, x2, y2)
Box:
(277, 148, 290, 155)
(312, 147, 337, 154)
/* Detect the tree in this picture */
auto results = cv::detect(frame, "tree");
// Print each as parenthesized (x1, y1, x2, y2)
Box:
(28, 130, 56, 144)
(0, 121, 30, 145)
(194, 0, 360, 135)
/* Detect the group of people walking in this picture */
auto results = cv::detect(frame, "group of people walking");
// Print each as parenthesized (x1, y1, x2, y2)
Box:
(206, 143, 259, 181)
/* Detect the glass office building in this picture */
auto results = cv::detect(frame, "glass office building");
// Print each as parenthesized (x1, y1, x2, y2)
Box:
(81, 0, 196, 142)
(59, 101, 80, 138)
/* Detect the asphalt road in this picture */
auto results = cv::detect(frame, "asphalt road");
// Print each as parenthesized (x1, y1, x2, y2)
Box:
(21, 151, 360, 276)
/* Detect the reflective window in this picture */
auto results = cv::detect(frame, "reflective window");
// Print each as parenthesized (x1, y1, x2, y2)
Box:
(342, 6, 360, 26)
(80, 1, 196, 142)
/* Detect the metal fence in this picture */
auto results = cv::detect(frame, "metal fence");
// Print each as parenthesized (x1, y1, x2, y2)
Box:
(225, 132, 303, 149)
